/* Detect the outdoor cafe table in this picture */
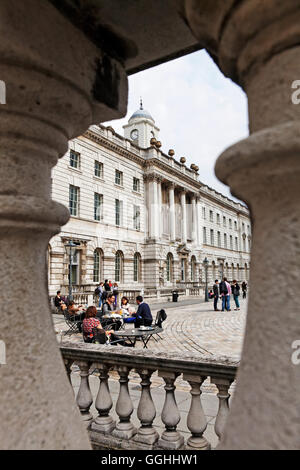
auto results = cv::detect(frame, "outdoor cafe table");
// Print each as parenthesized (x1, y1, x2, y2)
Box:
(113, 327, 163, 349)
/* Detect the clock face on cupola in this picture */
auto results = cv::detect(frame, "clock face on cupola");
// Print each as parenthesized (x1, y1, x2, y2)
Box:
(130, 129, 139, 141)
(123, 98, 160, 149)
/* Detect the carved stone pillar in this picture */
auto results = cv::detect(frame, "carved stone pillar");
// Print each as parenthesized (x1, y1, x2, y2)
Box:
(158, 371, 184, 449)
(180, 191, 187, 244)
(76, 361, 94, 426)
(185, 0, 300, 449)
(191, 195, 197, 245)
(91, 363, 116, 434)
(0, 0, 127, 449)
(211, 377, 233, 441)
(133, 369, 159, 446)
(168, 183, 176, 242)
(183, 374, 211, 450)
(112, 366, 137, 439)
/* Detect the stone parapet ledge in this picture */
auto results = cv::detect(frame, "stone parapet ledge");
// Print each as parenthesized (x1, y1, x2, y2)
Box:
(60, 341, 238, 380)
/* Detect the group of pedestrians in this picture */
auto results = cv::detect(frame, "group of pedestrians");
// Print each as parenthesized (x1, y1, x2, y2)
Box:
(94, 280, 119, 309)
(212, 278, 247, 312)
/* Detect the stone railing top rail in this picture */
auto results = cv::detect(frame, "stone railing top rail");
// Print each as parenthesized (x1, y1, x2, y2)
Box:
(60, 341, 238, 380)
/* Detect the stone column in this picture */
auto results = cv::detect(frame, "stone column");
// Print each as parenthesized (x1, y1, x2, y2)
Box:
(191, 195, 197, 245)
(168, 183, 176, 242)
(185, 0, 300, 449)
(180, 190, 187, 244)
(148, 176, 159, 240)
(196, 197, 202, 248)
(0, 0, 127, 449)
(157, 178, 162, 240)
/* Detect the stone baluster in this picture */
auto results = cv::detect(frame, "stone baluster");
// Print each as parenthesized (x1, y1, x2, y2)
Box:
(185, 0, 300, 449)
(0, 0, 127, 449)
(63, 358, 74, 386)
(133, 369, 159, 447)
(76, 361, 94, 427)
(157, 371, 184, 449)
(91, 363, 116, 434)
(211, 378, 233, 441)
(183, 374, 210, 450)
(112, 366, 137, 439)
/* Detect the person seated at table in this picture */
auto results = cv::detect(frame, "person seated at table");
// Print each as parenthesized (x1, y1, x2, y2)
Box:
(67, 300, 85, 331)
(82, 306, 115, 343)
(132, 296, 153, 328)
(120, 296, 132, 314)
(98, 293, 121, 331)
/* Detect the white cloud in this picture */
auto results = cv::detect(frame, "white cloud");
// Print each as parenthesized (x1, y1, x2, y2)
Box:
(104, 50, 249, 202)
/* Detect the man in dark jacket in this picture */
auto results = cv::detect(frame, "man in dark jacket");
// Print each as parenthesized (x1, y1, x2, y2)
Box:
(213, 280, 220, 311)
(133, 296, 153, 327)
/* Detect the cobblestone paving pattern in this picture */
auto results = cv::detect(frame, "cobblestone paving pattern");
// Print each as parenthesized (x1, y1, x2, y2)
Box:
(54, 297, 247, 394)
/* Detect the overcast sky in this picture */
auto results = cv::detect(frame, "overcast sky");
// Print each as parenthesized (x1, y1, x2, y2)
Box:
(104, 50, 249, 202)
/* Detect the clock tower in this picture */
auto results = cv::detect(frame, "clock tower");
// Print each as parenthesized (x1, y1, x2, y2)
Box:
(123, 99, 160, 149)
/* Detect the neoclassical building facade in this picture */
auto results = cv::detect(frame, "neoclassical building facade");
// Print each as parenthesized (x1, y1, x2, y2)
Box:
(49, 105, 251, 299)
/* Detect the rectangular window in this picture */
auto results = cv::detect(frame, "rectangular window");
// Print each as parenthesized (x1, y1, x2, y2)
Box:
(230, 235, 233, 250)
(133, 177, 140, 193)
(217, 213, 220, 225)
(224, 233, 227, 248)
(229, 218, 232, 229)
(210, 229, 214, 245)
(223, 216, 226, 227)
(218, 231, 221, 247)
(115, 170, 123, 186)
(234, 221, 238, 230)
(202, 207, 206, 219)
(94, 161, 103, 178)
(235, 236, 238, 251)
(210, 210, 213, 222)
(203, 227, 207, 244)
(69, 185, 79, 216)
(94, 193, 103, 221)
(115, 199, 123, 226)
(70, 150, 80, 169)
(133, 205, 140, 230)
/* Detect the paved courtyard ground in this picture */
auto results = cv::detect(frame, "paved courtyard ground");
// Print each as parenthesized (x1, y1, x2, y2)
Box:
(54, 295, 247, 360)
(53, 296, 247, 448)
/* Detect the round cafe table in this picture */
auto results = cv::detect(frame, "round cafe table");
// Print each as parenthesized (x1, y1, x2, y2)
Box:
(113, 327, 163, 349)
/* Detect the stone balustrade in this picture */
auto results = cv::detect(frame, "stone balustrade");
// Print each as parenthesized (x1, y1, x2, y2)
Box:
(60, 341, 237, 450)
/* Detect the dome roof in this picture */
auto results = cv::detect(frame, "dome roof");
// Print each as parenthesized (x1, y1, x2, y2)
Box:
(129, 99, 154, 123)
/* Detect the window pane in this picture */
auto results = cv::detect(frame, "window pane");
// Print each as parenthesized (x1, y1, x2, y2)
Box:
(115, 170, 123, 186)
(94, 193, 103, 221)
(70, 150, 80, 169)
(93, 251, 100, 283)
(94, 161, 103, 178)
(69, 185, 78, 216)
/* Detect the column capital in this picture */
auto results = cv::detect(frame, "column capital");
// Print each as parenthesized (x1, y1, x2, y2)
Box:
(185, 0, 300, 87)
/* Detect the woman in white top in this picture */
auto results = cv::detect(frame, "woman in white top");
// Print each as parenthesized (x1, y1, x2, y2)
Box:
(120, 296, 132, 314)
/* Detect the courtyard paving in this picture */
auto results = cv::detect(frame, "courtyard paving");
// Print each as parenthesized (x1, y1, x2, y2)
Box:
(53, 297, 247, 448)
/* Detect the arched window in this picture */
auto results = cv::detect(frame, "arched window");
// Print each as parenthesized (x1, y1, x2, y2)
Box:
(134, 253, 141, 282)
(115, 251, 124, 283)
(166, 253, 173, 282)
(190, 256, 197, 281)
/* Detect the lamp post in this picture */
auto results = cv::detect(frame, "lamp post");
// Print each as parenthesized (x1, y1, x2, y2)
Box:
(65, 241, 77, 302)
(203, 257, 209, 302)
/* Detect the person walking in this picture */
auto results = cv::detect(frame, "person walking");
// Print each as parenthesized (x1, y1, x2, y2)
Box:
(231, 280, 240, 310)
(242, 281, 247, 299)
(213, 280, 220, 311)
